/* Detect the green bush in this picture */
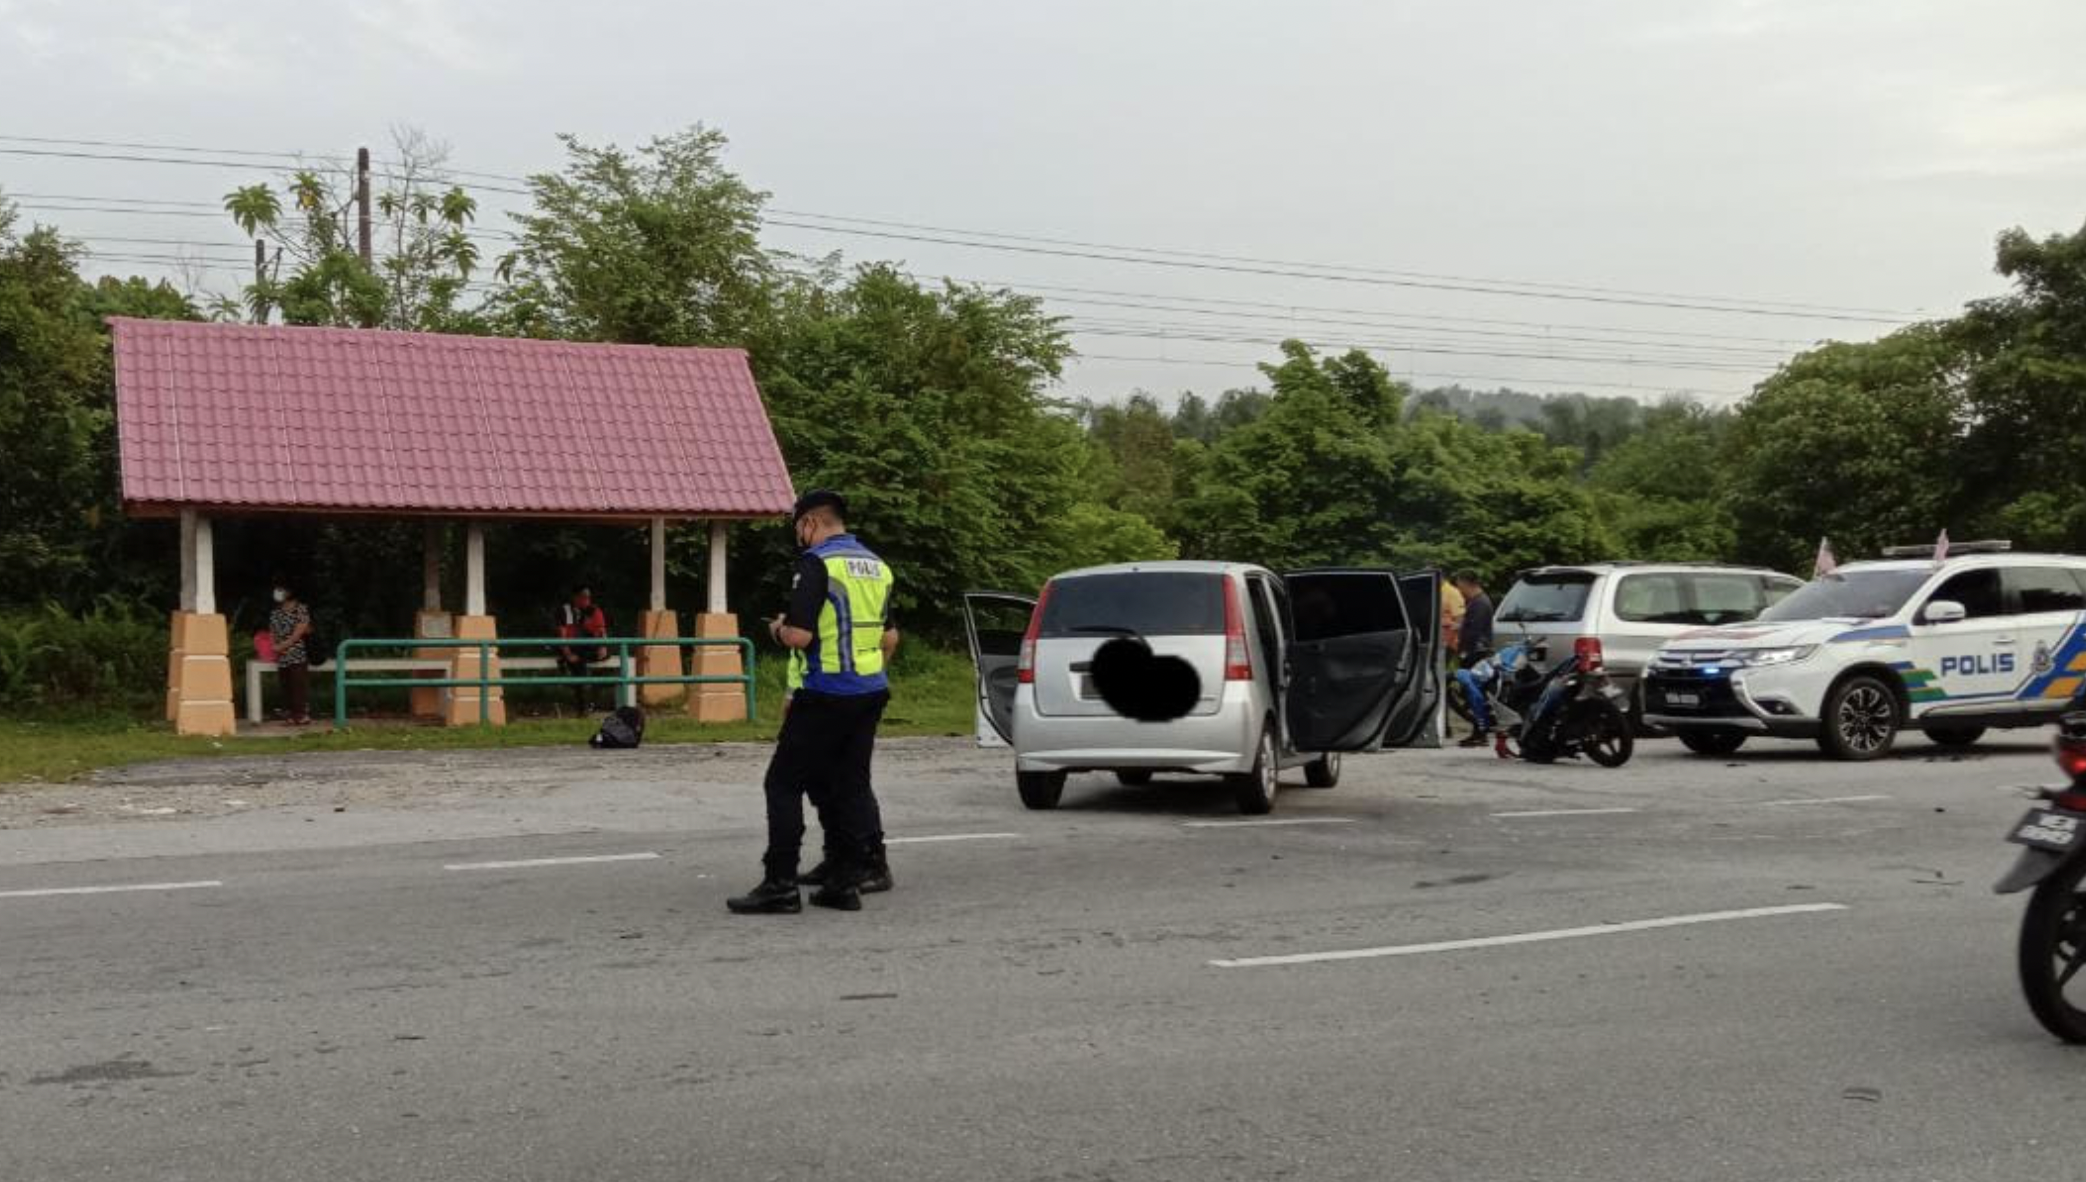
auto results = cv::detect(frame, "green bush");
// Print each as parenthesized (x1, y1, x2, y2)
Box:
(0, 600, 169, 712)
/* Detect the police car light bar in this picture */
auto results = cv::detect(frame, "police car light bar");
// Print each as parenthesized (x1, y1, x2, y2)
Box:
(1879, 540, 2013, 558)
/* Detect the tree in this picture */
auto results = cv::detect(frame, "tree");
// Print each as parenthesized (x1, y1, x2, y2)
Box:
(1084, 393, 1182, 532)
(0, 202, 198, 606)
(493, 126, 774, 347)
(747, 265, 1171, 638)
(224, 129, 482, 331)
(1587, 401, 1737, 561)
(1952, 220, 2086, 548)
(1724, 328, 1965, 572)
(1381, 406, 1611, 580)
(1176, 343, 1404, 568)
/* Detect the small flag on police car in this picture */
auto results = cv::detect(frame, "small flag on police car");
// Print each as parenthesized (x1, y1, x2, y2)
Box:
(1814, 537, 1837, 578)
(1934, 529, 1950, 565)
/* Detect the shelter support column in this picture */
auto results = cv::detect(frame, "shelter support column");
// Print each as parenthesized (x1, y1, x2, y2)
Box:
(169, 509, 235, 736)
(412, 521, 452, 719)
(690, 518, 747, 723)
(445, 520, 504, 726)
(637, 516, 685, 707)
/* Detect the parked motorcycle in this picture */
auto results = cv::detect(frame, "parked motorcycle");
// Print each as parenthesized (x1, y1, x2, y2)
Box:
(1465, 641, 1633, 767)
(1996, 711, 2086, 1043)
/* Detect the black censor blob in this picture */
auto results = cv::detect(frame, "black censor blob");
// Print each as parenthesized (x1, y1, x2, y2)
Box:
(1091, 636, 1202, 722)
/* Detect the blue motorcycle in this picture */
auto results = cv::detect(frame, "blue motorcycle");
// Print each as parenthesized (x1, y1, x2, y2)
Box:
(1467, 641, 1633, 767)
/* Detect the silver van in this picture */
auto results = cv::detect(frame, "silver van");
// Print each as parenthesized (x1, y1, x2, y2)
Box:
(963, 561, 1444, 815)
(1493, 562, 1803, 721)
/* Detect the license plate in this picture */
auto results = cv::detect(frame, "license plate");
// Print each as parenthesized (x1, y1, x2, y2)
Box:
(1664, 691, 1701, 707)
(2008, 807, 2085, 853)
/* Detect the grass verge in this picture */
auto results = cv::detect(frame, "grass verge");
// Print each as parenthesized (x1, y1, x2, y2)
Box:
(0, 646, 978, 787)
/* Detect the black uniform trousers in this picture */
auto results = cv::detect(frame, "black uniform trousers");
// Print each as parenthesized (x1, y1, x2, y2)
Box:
(762, 688, 890, 881)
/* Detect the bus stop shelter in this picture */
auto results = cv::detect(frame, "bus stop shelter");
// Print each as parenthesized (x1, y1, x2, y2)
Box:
(110, 318, 796, 736)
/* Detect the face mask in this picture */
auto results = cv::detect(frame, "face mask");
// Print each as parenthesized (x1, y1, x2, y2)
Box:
(272, 589, 287, 604)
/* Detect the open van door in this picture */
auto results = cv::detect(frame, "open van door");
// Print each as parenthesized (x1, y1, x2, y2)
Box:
(1280, 568, 1442, 751)
(1385, 570, 1445, 748)
(962, 592, 1037, 748)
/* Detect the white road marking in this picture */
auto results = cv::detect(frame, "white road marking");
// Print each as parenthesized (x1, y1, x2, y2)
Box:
(1755, 794, 1892, 807)
(885, 832, 1023, 845)
(1208, 903, 1849, 968)
(1182, 818, 1356, 828)
(443, 852, 660, 871)
(0, 880, 223, 900)
(1491, 807, 1640, 819)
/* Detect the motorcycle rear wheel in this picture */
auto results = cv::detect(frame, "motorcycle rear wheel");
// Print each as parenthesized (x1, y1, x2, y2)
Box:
(2018, 854, 2086, 1044)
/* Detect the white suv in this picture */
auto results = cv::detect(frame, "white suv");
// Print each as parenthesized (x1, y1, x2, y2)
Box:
(1645, 543, 2086, 760)
(1493, 563, 1804, 721)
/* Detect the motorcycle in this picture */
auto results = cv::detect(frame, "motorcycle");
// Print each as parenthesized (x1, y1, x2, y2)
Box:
(1996, 711, 2086, 1043)
(1463, 641, 1633, 767)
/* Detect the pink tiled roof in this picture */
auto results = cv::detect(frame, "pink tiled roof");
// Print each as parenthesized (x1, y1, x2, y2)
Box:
(111, 319, 796, 520)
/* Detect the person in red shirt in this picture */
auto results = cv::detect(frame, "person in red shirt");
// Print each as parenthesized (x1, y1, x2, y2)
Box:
(556, 584, 610, 714)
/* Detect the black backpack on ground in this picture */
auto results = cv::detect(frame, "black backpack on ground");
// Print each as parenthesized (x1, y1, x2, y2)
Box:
(590, 706, 646, 749)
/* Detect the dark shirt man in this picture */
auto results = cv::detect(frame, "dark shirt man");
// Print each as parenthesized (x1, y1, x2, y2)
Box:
(1454, 571, 1494, 665)
(556, 586, 609, 713)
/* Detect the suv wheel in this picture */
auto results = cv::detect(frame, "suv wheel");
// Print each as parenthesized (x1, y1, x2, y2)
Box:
(1016, 770, 1066, 810)
(1818, 674, 1900, 761)
(1678, 730, 1748, 757)
(1303, 751, 1341, 789)
(1229, 724, 1278, 815)
(1924, 725, 1986, 748)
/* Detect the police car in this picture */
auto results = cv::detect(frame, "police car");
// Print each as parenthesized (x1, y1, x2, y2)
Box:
(1643, 542, 2086, 760)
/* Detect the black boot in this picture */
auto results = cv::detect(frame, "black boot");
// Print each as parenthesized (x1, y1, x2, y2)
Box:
(727, 876, 802, 915)
(798, 852, 838, 887)
(857, 844, 894, 895)
(809, 881, 862, 911)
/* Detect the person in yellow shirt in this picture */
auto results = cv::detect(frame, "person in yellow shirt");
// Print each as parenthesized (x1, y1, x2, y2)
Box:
(1440, 575, 1465, 654)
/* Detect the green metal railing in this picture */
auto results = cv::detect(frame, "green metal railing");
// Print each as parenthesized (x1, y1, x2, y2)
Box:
(331, 636, 756, 730)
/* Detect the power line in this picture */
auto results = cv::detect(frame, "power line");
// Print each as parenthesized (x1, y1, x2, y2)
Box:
(1064, 325, 1772, 374)
(1069, 352, 1748, 399)
(761, 219, 1914, 324)
(4, 134, 1924, 322)
(765, 209, 1920, 320)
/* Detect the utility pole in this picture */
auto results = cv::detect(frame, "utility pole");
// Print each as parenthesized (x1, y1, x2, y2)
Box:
(355, 146, 373, 267)
(252, 239, 268, 325)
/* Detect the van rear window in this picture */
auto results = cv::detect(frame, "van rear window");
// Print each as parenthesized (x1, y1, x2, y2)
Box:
(1498, 573, 1594, 624)
(1038, 573, 1226, 638)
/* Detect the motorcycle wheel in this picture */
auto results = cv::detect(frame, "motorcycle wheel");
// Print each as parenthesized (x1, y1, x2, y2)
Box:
(1579, 702, 1634, 768)
(2018, 853, 2086, 1044)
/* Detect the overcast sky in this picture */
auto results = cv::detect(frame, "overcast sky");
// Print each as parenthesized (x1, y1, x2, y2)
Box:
(4, 0, 2082, 407)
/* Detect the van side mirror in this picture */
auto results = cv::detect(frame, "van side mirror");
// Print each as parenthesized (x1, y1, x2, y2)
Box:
(1923, 600, 1967, 624)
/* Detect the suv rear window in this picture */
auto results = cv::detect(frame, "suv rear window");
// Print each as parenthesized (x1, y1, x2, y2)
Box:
(1498, 572, 1594, 624)
(1613, 572, 1779, 626)
(1038, 572, 1226, 638)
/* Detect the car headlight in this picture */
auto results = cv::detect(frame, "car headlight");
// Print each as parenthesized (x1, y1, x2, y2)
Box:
(1740, 646, 1816, 667)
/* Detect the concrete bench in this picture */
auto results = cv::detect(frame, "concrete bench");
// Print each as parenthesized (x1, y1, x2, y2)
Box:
(245, 654, 630, 724)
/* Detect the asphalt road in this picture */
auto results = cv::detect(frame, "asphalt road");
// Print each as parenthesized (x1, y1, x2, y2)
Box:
(1, 731, 2078, 1181)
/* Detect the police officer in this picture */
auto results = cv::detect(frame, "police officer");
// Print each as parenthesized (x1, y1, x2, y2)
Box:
(728, 490, 899, 915)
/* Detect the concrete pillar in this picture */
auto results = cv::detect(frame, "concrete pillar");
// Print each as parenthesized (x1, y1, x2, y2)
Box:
(413, 522, 449, 718)
(689, 519, 746, 722)
(637, 517, 685, 706)
(169, 511, 234, 735)
(444, 613, 505, 727)
(445, 523, 503, 725)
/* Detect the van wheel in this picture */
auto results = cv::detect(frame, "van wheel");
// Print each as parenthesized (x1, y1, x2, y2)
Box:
(1016, 770, 1066, 810)
(1818, 674, 1900, 761)
(1679, 730, 1748, 757)
(1303, 752, 1342, 788)
(1925, 725, 1986, 748)
(1229, 725, 1278, 815)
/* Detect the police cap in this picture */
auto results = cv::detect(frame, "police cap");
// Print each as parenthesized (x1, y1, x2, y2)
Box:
(792, 489, 847, 523)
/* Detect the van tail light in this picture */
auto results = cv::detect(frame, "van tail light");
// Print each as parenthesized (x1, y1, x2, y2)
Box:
(1223, 576, 1253, 682)
(1017, 583, 1052, 685)
(1574, 636, 1605, 672)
